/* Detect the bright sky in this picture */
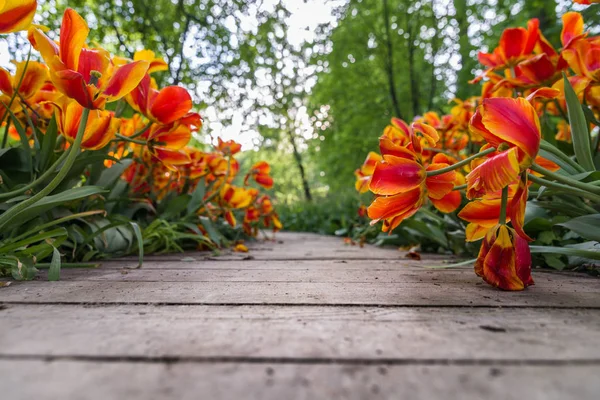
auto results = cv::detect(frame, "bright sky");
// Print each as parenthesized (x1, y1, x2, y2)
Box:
(198, 0, 342, 150)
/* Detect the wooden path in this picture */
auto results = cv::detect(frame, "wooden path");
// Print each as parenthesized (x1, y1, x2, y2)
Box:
(1, 231, 599, 399)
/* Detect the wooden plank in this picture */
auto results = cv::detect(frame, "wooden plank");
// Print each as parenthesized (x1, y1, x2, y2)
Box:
(2, 360, 599, 400)
(121, 231, 415, 261)
(95, 257, 453, 270)
(1, 276, 598, 307)
(48, 263, 596, 286)
(1, 305, 599, 360)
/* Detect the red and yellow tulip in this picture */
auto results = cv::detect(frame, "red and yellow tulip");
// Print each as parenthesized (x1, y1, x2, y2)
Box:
(31, 8, 148, 109)
(52, 97, 119, 150)
(475, 224, 534, 291)
(245, 161, 274, 190)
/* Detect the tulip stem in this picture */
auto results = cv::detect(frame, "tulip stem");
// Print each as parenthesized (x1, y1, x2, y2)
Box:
(115, 133, 147, 145)
(129, 122, 153, 140)
(426, 147, 496, 177)
(0, 108, 91, 231)
(529, 163, 600, 196)
(539, 141, 586, 173)
(452, 184, 467, 191)
(498, 185, 509, 225)
(0, 148, 71, 200)
(528, 174, 600, 203)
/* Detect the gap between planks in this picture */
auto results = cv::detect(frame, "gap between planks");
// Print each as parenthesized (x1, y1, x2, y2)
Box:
(1, 354, 599, 367)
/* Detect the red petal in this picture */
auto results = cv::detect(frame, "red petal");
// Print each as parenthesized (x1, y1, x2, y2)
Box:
(150, 86, 193, 125)
(369, 156, 425, 195)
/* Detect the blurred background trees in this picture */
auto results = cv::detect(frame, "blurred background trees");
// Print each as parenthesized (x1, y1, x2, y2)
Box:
(2, 0, 599, 214)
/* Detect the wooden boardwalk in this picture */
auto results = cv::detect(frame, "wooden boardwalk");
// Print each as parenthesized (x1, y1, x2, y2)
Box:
(1, 231, 599, 399)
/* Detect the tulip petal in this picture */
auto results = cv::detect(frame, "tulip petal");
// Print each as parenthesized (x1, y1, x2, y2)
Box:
(561, 12, 584, 48)
(103, 60, 149, 103)
(14, 61, 48, 99)
(369, 156, 425, 195)
(499, 27, 527, 61)
(367, 187, 424, 225)
(378, 137, 417, 160)
(515, 235, 534, 287)
(150, 86, 193, 125)
(458, 198, 502, 226)
(430, 190, 461, 213)
(0, 0, 37, 34)
(59, 8, 89, 71)
(508, 177, 532, 242)
(425, 163, 456, 200)
(479, 97, 541, 161)
(0, 67, 13, 96)
(466, 147, 520, 199)
(466, 223, 492, 242)
(151, 147, 192, 167)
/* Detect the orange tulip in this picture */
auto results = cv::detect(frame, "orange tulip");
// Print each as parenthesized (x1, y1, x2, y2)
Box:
(368, 122, 457, 232)
(0, 0, 36, 34)
(475, 224, 534, 291)
(31, 8, 148, 109)
(52, 97, 119, 150)
(477, 19, 540, 72)
(0, 61, 48, 99)
(573, 0, 600, 4)
(245, 161, 274, 190)
(216, 137, 242, 155)
(466, 92, 558, 199)
(127, 74, 196, 125)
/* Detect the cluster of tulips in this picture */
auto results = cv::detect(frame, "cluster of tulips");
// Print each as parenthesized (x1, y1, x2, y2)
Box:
(356, 7, 600, 290)
(0, 2, 281, 258)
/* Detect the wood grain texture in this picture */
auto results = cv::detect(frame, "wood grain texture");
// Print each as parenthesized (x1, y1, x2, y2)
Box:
(2, 360, 599, 400)
(1, 304, 599, 360)
(1, 279, 598, 307)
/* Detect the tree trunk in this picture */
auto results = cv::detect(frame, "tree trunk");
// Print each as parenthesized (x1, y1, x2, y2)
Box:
(286, 129, 312, 202)
(406, 17, 420, 118)
(382, 0, 404, 120)
(427, 0, 441, 111)
(454, 0, 475, 100)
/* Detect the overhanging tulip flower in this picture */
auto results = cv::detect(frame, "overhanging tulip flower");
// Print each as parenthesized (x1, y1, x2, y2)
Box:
(0, 0, 37, 34)
(368, 126, 457, 233)
(475, 224, 534, 291)
(466, 91, 558, 199)
(31, 8, 149, 109)
(52, 97, 119, 150)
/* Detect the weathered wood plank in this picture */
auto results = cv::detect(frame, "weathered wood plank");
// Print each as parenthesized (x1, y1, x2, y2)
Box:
(1, 278, 598, 307)
(95, 257, 454, 270)
(122, 231, 416, 261)
(48, 264, 595, 287)
(2, 360, 599, 400)
(1, 305, 599, 360)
